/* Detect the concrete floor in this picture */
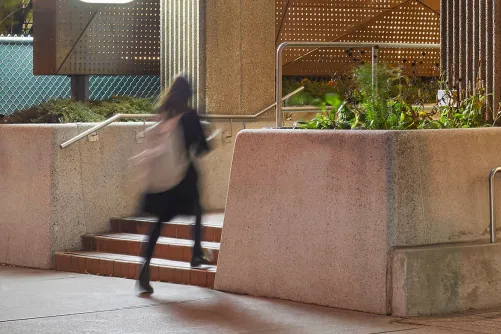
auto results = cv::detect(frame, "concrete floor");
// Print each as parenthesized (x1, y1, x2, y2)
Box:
(0, 265, 492, 334)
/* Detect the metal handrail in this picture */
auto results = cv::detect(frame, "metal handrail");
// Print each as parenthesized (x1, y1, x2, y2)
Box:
(489, 167, 501, 243)
(275, 41, 441, 127)
(198, 86, 304, 120)
(60, 114, 156, 148)
(60, 86, 305, 149)
(283, 106, 334, 112)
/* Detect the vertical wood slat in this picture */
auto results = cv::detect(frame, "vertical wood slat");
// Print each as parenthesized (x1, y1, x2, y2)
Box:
(465, 0, 474, 89)
(447, 0, 454, 84)
(472, 0, 480, 88)
(452, 0, 460, 88)
(493, 1, 501, 116)
(459, 0, 467, 92)
(478, 0, 486, 120)
(478, 0, 486, 84)
(160, 0, 203, 110)
(440, 0, 448, 77)
(485, 0, 493, 120)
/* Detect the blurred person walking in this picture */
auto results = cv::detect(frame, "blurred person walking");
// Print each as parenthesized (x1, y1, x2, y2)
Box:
(132, 75, 212, 294)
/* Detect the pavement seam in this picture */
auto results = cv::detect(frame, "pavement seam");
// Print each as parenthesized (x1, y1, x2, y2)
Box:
(0, 296, 213, 324)
(370, 328, 422, 334)
(394, 319, 484, 334)
(0, 275, 82, 286)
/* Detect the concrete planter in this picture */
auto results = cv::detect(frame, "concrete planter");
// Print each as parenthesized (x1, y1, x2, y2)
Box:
(215, 128, 501, 316)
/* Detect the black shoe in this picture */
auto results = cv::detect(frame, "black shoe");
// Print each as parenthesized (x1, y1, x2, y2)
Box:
(137, 264, 154, 294)
(190, 254, 211, 268)
(137, 280, 154, 294)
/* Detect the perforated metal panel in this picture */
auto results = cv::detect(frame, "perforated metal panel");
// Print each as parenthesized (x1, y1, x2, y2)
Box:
(276, 0, 440, 76)
(34, 0, 160, 75)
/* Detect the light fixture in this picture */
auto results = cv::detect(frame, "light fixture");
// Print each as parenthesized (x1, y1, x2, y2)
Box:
(79, 0, 134, 3)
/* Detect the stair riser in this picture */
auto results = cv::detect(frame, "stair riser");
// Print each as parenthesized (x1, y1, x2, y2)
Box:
(54, 253, 215, 288)
(82, 236, 219, 263)
(111, 219, 222, 243)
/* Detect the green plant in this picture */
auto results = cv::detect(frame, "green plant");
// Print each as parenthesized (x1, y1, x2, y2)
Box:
(295, 63, 439, 130)
(2, 96, 155, 124)
(294, 62, 495, 131)
(435, 81, 490, 128)
(295, 93, 355, 130)
(283, 77, 345, 107)
(351, 64, 432, 130)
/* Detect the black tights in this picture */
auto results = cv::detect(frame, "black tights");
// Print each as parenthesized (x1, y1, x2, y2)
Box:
(142, 203, 204, 265)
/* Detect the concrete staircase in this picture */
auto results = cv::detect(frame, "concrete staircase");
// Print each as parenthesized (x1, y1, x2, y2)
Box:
(54, 213, 223, 288)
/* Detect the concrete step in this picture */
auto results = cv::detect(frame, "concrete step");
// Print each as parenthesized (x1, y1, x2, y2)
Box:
(111, 213, 224, 243)
(54, 251, 216, 288)
(82, 233, 220, 263)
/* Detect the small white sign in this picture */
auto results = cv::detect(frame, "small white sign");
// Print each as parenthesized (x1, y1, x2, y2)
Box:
(437, 90, 458, 107)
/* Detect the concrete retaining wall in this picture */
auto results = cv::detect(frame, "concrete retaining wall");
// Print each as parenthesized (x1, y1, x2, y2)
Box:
(215, 128, 501, 315)
(0, 122, 250, 269)
(391, 243, 501, 317)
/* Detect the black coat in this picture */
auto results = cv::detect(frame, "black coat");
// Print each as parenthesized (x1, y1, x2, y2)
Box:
(140, 110, 210, 218)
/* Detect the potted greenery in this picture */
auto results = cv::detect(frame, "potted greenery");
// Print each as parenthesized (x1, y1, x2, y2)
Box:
(294, 63, 494, 130)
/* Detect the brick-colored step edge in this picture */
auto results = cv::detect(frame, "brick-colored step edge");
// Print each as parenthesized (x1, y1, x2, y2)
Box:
(54, 251, 216, 288)
(111, 218, 223, 243)
(82, 233, 219, 263)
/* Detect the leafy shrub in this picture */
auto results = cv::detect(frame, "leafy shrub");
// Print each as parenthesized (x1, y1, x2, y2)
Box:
(1, 96, 155, 124)
(283, 72, 439, 109)
(295, 64, 493, 130)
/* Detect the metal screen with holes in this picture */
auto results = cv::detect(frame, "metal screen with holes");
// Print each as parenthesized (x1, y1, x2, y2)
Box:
(33, 0, 160, 75)
(0, 38, 160, 115)
(276, 0, 441, 77)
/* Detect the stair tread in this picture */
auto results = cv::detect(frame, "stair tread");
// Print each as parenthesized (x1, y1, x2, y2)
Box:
(118, 213, 224, 228)
(88, 233, 220, 249)
(56, 251, 216, 272)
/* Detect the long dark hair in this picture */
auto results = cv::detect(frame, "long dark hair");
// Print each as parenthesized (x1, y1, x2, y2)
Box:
(155, 75, 193, 120)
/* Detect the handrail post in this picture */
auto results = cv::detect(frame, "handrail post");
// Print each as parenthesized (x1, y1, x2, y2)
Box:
(489, 167, 501, 243)
(60, 114, 123, 149)
(372, 45, 379, 97)
(276, 42, 288, 128)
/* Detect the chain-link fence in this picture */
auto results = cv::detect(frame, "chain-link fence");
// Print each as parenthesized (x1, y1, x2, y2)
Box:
(0, 37, 160, 115)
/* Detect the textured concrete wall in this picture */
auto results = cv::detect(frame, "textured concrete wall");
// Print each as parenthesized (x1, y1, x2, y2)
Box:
(0, 123, 237, 269)
(0, 125, 59, 269)
(199, 120, 277, 210)
(391, 243, 501, 317)
(160, 0, 275, 116)
(215, 128, 501, 314)
(0, 124, 143, 268)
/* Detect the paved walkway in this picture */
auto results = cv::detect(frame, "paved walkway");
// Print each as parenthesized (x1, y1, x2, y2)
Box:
(0, 265, 496, 333)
